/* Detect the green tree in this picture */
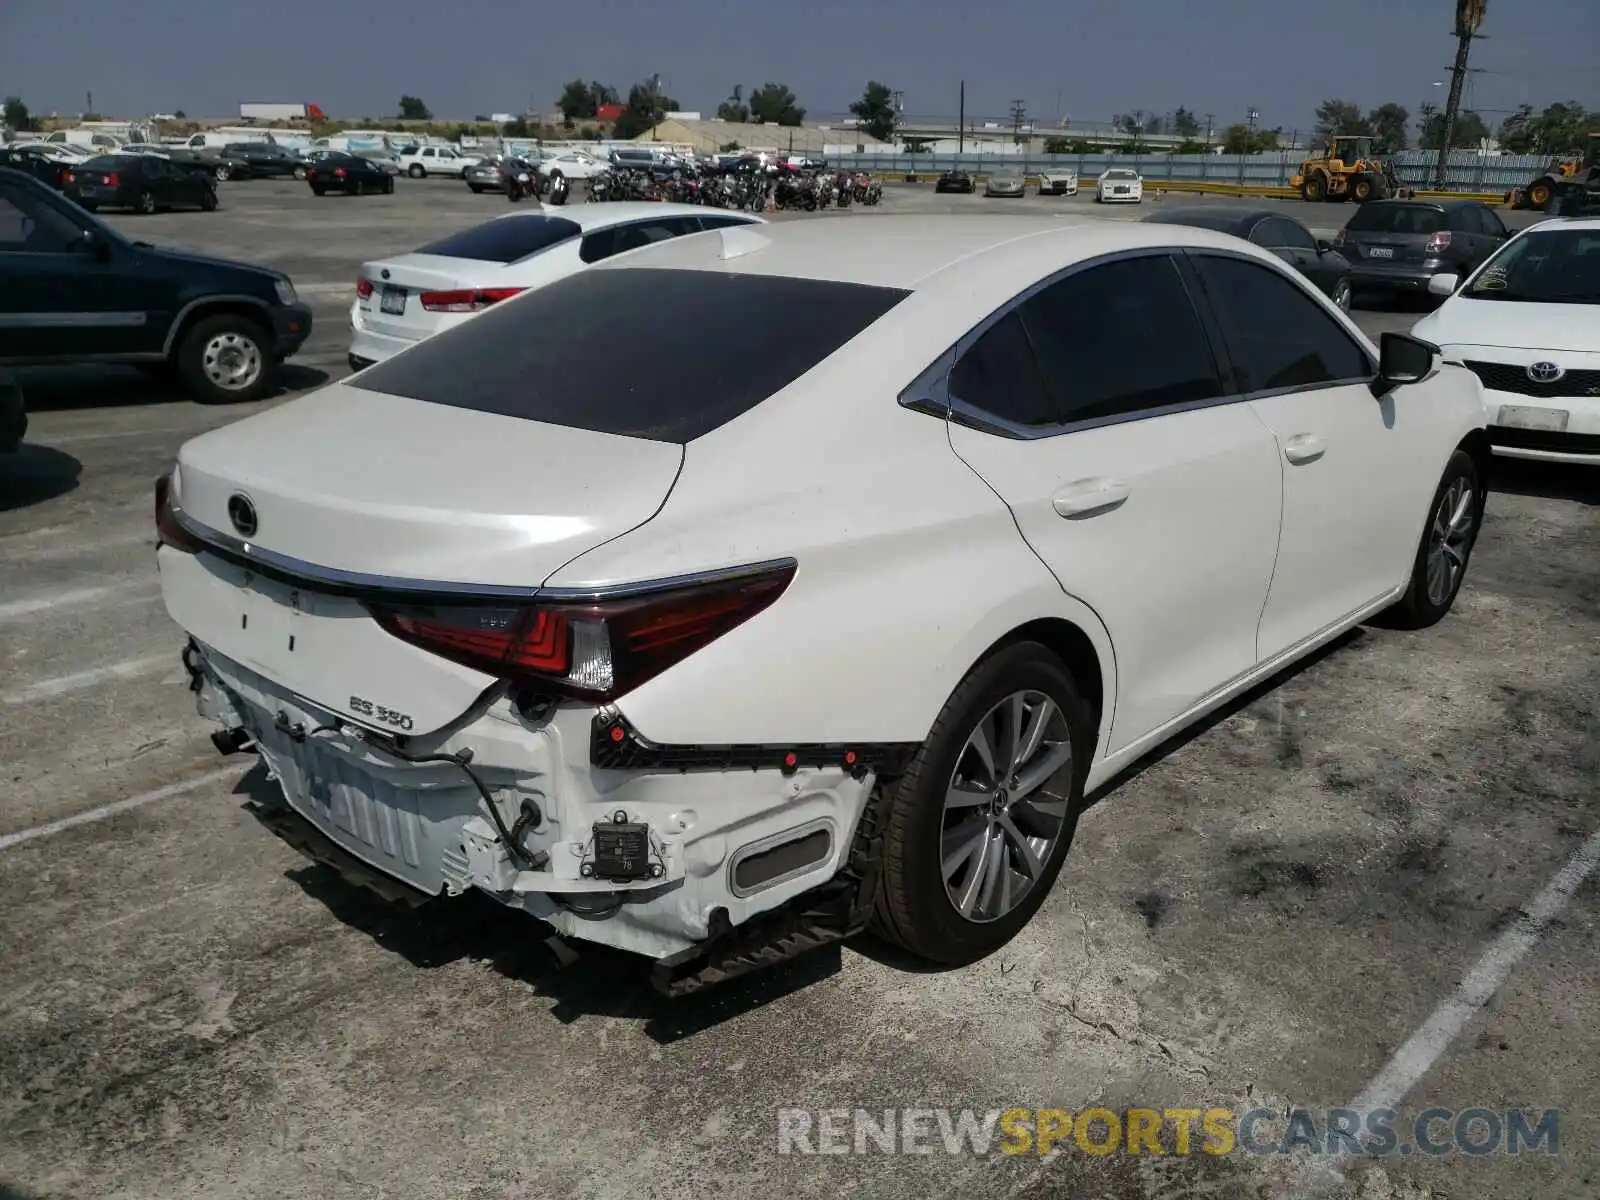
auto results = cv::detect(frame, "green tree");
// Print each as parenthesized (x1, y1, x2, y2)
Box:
(1420, 108, 1488, 150)
(501, 116, 532, 138)
(1530, 101, 1596, 153)
(3, 96, 34, 132)
(1314, 98, 1369, 138)
(1367, 102, 1410, 154)
(1171, 107, 1200, 139)
(1221, 123, 1278, 154)
(719, 139, 742, 152)
(1043, 135, 1072, 154)
(749, 82, 804, 126)
(1496, 104, 1536, 153)
(398, 95, 431, 120)
(558, 79, 597, 124)
(849, 81, 897, 142)
(716, 85, 749, 123)
(611, 80, 677, 140)
(588, 82, 618, 110)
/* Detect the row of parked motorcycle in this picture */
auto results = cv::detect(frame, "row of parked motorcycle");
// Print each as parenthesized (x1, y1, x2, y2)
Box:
(585, 162, 883, 211)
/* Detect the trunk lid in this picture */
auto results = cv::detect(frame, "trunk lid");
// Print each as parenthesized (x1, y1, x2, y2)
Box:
(356, 254, 481, 339)
(166, 382, 683, 734)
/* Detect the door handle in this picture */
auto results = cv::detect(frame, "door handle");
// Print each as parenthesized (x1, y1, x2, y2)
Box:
(1283, 433, 1326, 464)
(1051, 478, 1131, 518)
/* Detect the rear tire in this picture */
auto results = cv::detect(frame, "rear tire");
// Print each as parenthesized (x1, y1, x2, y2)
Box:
(1303, 174, 1327, 202)
(1527, 180, 1553, 209)
(1386, 449, 1483, 630)
(311, 185, 326, 196)
(869, 641, 1094, 966)
(384, 176, 395, 194)
(293, 166, 308, 181)
(136, 191, 157, 215)
(200, 190, 217, 212)
(1352, 176, 1374, 203)
(177, 313, 274, 405)
(408, 164, 425, 178)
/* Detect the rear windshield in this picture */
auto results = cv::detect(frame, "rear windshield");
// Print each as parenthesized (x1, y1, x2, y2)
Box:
(414, 215, 581, 263)
(83, 155, 137, 170)
(349, 267, 910, 442)
(1346, 204, 1445, 234)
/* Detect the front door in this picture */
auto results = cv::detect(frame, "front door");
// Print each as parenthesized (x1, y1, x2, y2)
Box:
(945, 252, 1284, 752)
(1185, 250, 1445, 659)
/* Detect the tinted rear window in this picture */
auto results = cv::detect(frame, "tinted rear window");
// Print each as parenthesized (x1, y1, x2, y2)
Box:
(83, 155, 137, 170)
(415, 215, 581, 263)
(1346, 204, 1445, 234)
(349, 267, 910, 442)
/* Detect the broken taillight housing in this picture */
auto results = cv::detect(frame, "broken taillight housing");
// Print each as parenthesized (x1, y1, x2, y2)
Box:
(155, 472, 205, 554)
(373, 562, 796, 703)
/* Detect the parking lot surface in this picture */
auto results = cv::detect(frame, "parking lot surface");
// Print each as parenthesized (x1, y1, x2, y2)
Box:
(1, 179, 1595, 1200)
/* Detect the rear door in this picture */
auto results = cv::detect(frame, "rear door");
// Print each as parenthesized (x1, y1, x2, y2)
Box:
(1186, 250, 1441, 657)
(944, 251, 1284, 752)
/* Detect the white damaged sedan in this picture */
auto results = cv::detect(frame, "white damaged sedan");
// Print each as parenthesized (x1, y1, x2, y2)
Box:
(1096, 167, 1144, 203)
(158, 216, 1490, 995)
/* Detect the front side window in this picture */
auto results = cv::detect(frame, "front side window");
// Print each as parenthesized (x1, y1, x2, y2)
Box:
(1020, 254, 1223, 424)
(1190, 254, 1372, 391)
(1462, 229, 1600, 305)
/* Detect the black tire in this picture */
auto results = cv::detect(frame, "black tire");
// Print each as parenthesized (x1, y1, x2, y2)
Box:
(200, 190, 217, 212)
(384, 175, 394, 194)
(1386, 449, 1484, 630)
(293, 166, 308, 181)
(1303, 174, 1326, 202)
(468, 184, 482, 194)
(408, 164, 425, 178)
(311, 185, 326, 196)
(1352, 175, 1374, 203)
(176, 313, 274, 405)
(136, 191, 157, 215)
(869, 641, 1095, 965)
(79, 201, 97, 213)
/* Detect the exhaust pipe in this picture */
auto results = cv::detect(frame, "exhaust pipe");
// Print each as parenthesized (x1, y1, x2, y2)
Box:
(210, 727, 256, 756)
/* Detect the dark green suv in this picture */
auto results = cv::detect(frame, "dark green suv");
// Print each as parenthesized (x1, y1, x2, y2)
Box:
(0, 166, 313, 404)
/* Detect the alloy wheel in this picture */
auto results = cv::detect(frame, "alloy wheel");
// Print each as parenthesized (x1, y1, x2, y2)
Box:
(201, 332, 263, 392)
(1425, 476, 1476, 606)
(1333, 278, 1352, 311)
(940, 690, 1074, 923)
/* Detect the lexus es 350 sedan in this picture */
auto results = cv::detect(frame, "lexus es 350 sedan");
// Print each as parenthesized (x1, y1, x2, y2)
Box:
(157, 216, 1491, 996)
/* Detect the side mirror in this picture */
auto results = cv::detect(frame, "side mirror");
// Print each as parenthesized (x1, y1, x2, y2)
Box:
(75, 228, 111, 260)
(1373, 332, 1438, 396)
(1427, 273, 1460, 297)
(1316, 238, 1332, 253)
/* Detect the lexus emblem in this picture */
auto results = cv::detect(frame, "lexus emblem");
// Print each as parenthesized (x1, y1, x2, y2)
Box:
(227, 493, 258, 538)
(1526, 361, 1564, 384)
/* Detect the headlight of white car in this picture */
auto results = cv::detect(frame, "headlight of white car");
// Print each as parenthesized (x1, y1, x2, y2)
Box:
(274, 278, 299, 306)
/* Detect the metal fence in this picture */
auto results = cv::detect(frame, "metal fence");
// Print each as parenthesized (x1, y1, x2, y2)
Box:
(823, 149, 1549, 193)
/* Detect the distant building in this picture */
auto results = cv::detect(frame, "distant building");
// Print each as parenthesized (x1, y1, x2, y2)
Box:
(634, 117, 889, 155)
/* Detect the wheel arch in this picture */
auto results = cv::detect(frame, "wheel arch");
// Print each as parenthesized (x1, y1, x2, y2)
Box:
(1458, 426, 1493, 493)
(162, 297, 275, 359)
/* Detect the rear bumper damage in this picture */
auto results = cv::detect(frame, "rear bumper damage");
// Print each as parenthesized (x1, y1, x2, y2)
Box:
(184, 638, 882, 983)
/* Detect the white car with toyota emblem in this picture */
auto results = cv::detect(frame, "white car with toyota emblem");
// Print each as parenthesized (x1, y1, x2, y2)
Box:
(159, 215, 1490, 996)
(1413, 216, 1600, 464)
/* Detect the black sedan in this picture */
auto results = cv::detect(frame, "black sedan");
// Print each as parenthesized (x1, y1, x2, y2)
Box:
(935, 169, 976, 194)
(0, 146, 74, 190)
(1146, 206, 1354, 310)
(1334, 199, 1509, 301)
(63, 154, 218, 214)
(0, 371, 24, 455)
(223, 143, 312, 180)
(307, 152, 394, 196)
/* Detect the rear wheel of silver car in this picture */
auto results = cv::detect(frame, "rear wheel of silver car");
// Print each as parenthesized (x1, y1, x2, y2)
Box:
(1387, 448, 1483, 629)
(178, 314, 272, 405)
(870, 641, 1093, 965)
(1332, 277, 1352, 311)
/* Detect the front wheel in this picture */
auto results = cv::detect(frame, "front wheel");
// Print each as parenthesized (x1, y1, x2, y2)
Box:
(1331, 277, 1352, 311)
(870, 641, 1093, 965)
(408, 164, 425, 178)
(136, 191, 157, 215)
(1303, 174, 1327, 202)
(200, 190, 218, 212)
(293, 166, 307, 181)
(1386, 449, 1484, 629)
(177, 314, 273, 405)
(384, 175, 395, 194)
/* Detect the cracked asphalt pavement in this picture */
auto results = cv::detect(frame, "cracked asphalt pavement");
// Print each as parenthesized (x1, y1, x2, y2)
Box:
(1, 180, 1595, 1200)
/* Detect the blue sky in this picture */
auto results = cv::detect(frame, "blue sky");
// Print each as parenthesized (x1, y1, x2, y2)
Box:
(2, 0, 1594, 131)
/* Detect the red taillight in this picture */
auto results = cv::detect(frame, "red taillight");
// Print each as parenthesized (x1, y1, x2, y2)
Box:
(154, 473, 205, 555)
(374, 563, 796, 702)
(63, 171, 75, 184)
(356, 277, 374, 299)
(103, 173, 119, 186)
(419, 286, 526, 313)
(334, 167, 347, 178)
(1426, 231, 1452, 254)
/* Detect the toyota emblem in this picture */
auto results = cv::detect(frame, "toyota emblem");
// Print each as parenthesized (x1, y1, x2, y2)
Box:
(1526, 361, 1564, 384)
(227, 493, 258, 538)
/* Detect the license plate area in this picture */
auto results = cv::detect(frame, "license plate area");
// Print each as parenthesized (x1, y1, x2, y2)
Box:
(380, 286, 407, 316)
(1497, 404, 1569, 432)
(1368, 246, 1395, 259)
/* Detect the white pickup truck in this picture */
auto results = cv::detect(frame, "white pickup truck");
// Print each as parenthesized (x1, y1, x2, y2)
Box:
(396, 145, 480, 178)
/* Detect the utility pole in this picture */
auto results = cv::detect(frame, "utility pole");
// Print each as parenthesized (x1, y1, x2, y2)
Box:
(958, 80, 965, 153)
(1437, 0, 1488, 187)
(1246, 107, 1260, 131)
(1204, 113, 1215, 147)
(1010, 99, 1027, 146)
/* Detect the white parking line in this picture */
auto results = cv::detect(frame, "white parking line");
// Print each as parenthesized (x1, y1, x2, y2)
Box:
(0, 766, 245, 852)
(0, 654, 172, 705)
(296, 281, 354, 298)
(0, 583, 154, 624)
(1285, 826, 1600, 1194)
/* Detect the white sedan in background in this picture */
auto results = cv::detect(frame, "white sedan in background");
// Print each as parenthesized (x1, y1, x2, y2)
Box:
(1038, 167, 1079, 196)
(166, 215, 1489, 997)
(1413, 215, 1600, 464)
(536, 149, 609, 182)
(1096, 168, 1144, 203)
(347, 202, 764, 368)
(397, 145, 480, 178)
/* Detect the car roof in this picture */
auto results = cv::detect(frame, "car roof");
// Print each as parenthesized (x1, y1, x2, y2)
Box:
(1525, 215, 1600, 233)
(492, 201, 756, 231)
(1151, 207, 1283, 233)
(589, 213, 1287, 293)
(1365, 198, 1482, 210)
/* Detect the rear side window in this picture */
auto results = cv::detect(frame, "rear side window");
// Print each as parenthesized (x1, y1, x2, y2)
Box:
(1191, 255, 1372, 392)
(416, 215, 581, 263)
(1346, 204, 1445, 235)
(349, 267, 909, 442)
(580, 217, 702, 264)
(948, 312, 1057, 428)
